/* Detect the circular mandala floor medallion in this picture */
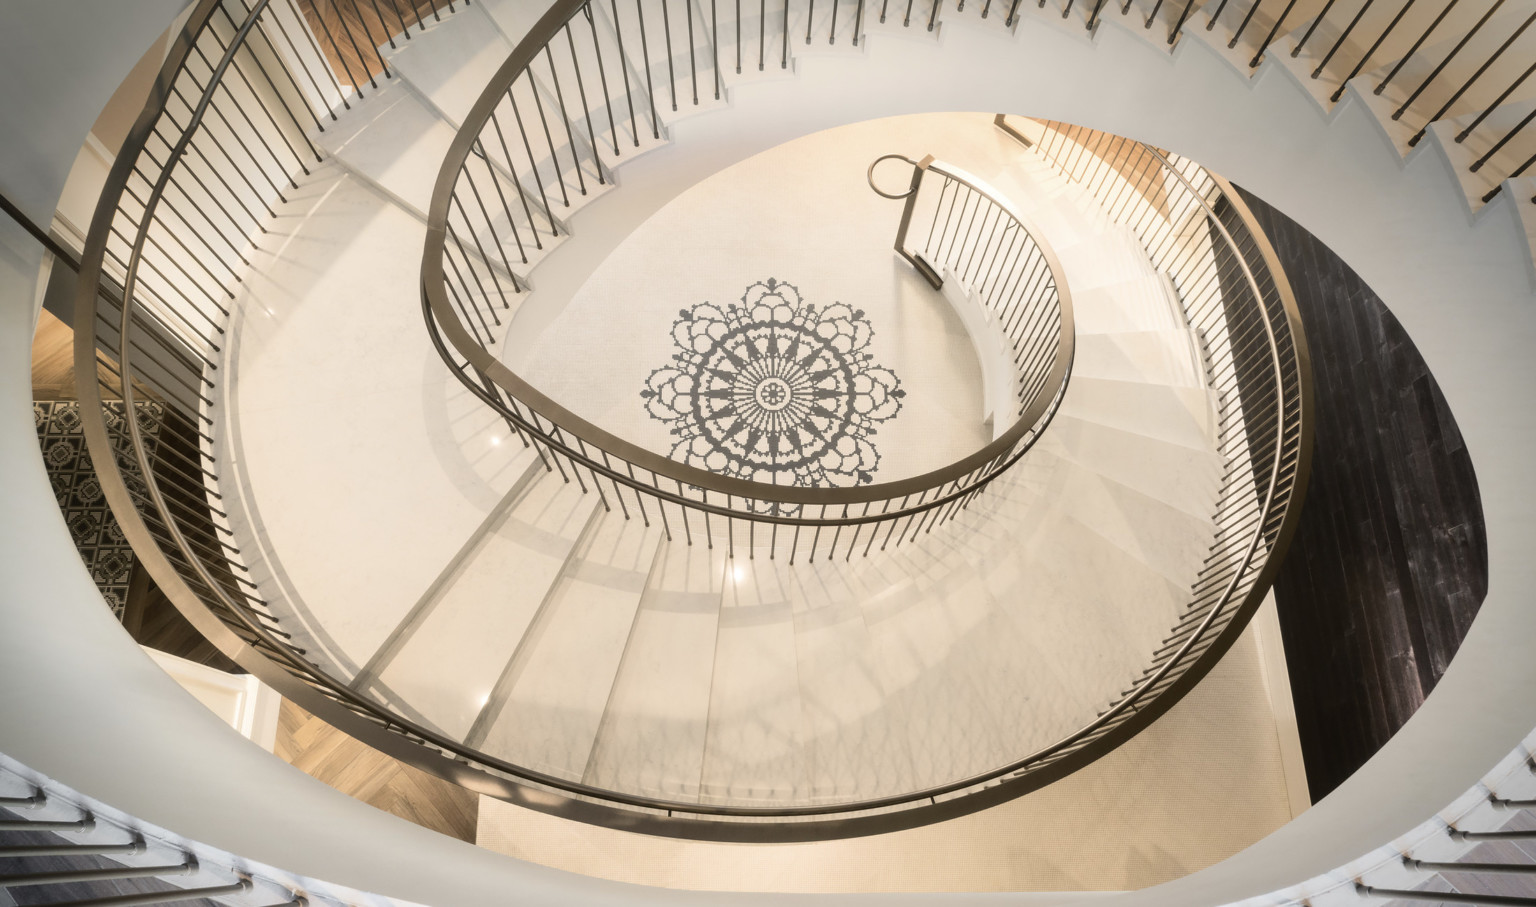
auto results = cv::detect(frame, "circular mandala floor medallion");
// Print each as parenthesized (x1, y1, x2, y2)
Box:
(641, 278, 904, 488)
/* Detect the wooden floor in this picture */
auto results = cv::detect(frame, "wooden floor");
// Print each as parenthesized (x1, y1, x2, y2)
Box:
(1236, 187, 1488, 803)
(273, 700, 478, 842)
(297, 0, 452, 88)
(1035, 120, 1173, 218)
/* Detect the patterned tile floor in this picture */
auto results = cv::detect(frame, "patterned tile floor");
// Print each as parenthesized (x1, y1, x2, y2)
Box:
(33, 401, 162, 619)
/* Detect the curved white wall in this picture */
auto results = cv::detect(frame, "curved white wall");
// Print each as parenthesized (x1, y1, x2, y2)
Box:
(0, 5, 1530, 907)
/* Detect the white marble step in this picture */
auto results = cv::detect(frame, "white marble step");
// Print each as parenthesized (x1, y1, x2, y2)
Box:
(582, 540, 728, 802)
(697, 552, 808, 805)
(978, 503, 1188, 710)
(938, 0, 1028, 38)
(1034, 412, 1226, 520)
(809, 563, 1034, 798)
(592, 0, 734, 126)
(783, 0, 877, 54)
(349, 450, 549, 693)
(1112, 0, 1207, 49)
(393, 2, 625, 222)
(1072, 329, 1207, 388)
(386, 2, 513, 126)
(1056, 226, 1164, 292)
(476, 0, 544, 44)
(1058, 375, 1216, 450)
(224, 165, 536, 678)
(1070, 273, 1185, 333)
(475, 508, 665, 780)
(859, 0, 947, 41)
(709, 7, 823, 90)
(373, 469, 601, 741)
(1428, 98, 1536, 214)
(1031, 447, 1217, 586)
(316, 78, 456, 219)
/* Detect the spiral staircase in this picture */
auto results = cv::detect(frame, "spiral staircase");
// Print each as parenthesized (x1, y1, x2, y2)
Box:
(0, 0, 1533, 903)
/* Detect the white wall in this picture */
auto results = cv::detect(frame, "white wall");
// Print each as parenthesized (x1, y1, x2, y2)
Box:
(0, 5, 1531, 907)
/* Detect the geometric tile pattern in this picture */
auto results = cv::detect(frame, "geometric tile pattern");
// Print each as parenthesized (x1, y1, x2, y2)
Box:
(33, 401, 163, 619)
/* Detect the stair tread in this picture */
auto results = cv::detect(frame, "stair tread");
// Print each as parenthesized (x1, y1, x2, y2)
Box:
(373, 473, 601, 741)
(476, 510, 664, 779)
(317, 79, 455, 218)
(581, 542, 726, 801)
(1034, 412, 1226, 518)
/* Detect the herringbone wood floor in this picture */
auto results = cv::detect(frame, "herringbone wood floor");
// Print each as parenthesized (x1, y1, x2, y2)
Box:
(274, 700, 478, 842)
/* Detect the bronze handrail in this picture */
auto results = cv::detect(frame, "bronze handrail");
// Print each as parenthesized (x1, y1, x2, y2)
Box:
(418, 0, 1072, 539)
(69, 0, 1310, 841)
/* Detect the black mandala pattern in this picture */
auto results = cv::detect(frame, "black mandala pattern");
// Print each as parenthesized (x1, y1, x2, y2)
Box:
(641, 278, 903, 488)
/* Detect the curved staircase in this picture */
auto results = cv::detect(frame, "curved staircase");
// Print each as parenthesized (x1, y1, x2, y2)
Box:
(224, 103, 1230, 812)
(0, 0, 1523, 897)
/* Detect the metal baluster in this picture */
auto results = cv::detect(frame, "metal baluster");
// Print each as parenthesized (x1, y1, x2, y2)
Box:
(1204, 0, 1231, 29)
(340, 0, 389, 82)
(686, 0, 699, 104)
(459, 159, 518, 292)
(634, 0, 663, 134)
(608, 0, 642, 145)
(661, 0, 678, 110)
(526, 63, 572, 206)
(1289, 0, 1339, 58)
(1168, 0, 1197, 41)
(282, 0, 349, 111)
(246, 6, 330, 135)
(1311, 0, 1376, 77)
(1243, 0, 1293, 66)
(785, 0, 791, 64)
(1329, 0, 1419, 101)
(505, 88, 560, 235)
(382, 0, 412, 38)
(487, 109, 543, 249)
(564, 24, 607, 183)
(1390, 0, 1505, 118)
(311, 0, 368, 93)
(712, 0, 722, 96)
(1409, 10, 1536, 145)
(1373, 0, 1460, 94)
(1480, 147, 1536, 202)
(367, 0, 397, 47)
(1456, 59, 1536, 142)
(583, 6, 623, 154)
(544, 46, 588, 195)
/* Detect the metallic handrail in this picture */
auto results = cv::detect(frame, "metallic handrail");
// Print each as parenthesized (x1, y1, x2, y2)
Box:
(70, 0, 1309, 840)
(418, 0, 1074, 557)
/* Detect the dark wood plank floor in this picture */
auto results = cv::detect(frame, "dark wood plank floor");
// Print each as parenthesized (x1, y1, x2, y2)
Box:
(1236, 187, 1488, 802)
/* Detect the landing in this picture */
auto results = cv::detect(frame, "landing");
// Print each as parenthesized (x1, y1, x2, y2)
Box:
(516, 115, 1041, 486)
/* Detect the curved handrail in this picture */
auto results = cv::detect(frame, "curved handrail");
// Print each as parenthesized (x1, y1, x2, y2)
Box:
(69, 0, 1309, 841)
(417, 0, 1072, 550)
